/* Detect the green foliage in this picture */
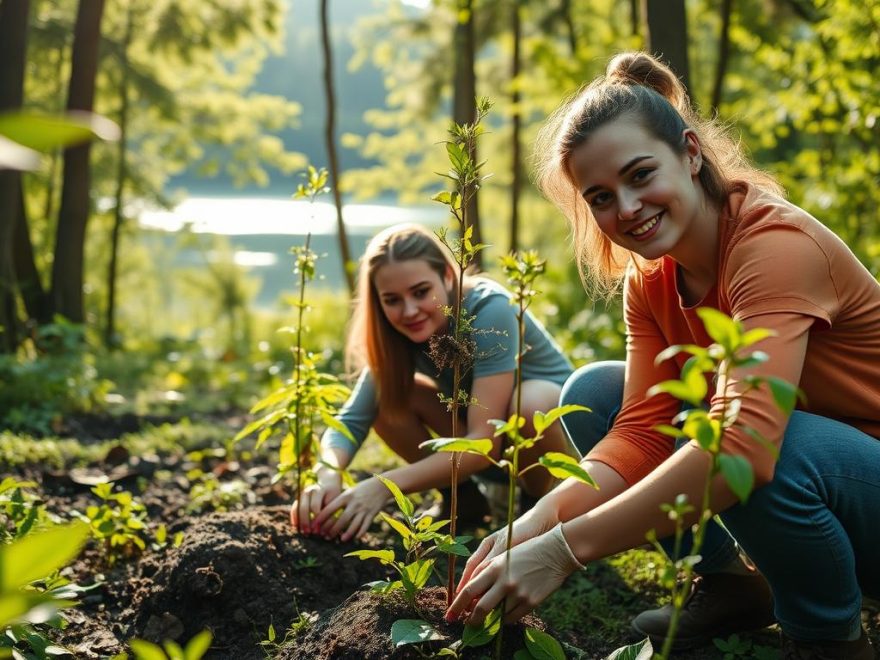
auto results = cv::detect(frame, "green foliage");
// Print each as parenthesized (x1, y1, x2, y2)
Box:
(0, 478, 50, 543)
(516, 627, 566, 660)
(345, 475, 469, 607)
(124, 630, 212, 660)
(604, 638, 653, 660)
(0, 318, 113, 435)
(185, 472, 255, 514)
(390, 619, 445, 647)
(645, 309, 801, 658)
(235, 171, 353, 529)
(0, 522, 89, 630)
(72, 483, 149, 563)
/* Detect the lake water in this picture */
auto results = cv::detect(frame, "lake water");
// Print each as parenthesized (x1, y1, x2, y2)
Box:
(138, 196, 447, 308)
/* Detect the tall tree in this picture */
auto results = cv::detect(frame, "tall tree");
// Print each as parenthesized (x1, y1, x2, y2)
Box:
(643, 0, 691, 92)
(51, 0, 106, 323)
(320, 0, 354, 293)
(452, 0, 483, 268)
(711, 0, 734, 113)
(0, 0, 31, 351)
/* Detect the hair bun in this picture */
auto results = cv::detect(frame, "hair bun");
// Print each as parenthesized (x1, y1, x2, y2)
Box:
(606, 51, 687, 111)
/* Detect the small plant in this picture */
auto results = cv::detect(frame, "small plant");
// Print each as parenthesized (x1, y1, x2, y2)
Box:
(150, 524, 184, 552)
(185, 471, 255, 513)
(234, 166, 354, 532)
(121, 629, 212, 660)
(73, 482, 149, 563)
(258, 604, 318, 656)
(0, 477, 50, 542)
(345, 476, 469, 609)
(610, 309, 801, 659)
(429, 97, 494, 602)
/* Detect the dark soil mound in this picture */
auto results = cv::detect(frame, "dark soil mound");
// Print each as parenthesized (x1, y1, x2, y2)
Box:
(127, 507, 391, 659)
(281, 586, 551, 660)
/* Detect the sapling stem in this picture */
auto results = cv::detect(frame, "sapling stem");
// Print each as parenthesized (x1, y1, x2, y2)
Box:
(289, 232, 311, 533)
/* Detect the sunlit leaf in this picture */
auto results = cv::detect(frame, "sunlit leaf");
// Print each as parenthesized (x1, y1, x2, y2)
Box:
(419, 437, 493, 457)
(344, 549, 395, 564)
(538, 453, 597, 488)
(390, 619, 444, 647)
(524, 627, 565, 660)
(2, 522, 88, 590)
(375, 475, 414, 519)
(461, 606, 501, 648)
(719, 454, 754, 503)
(533, 405, 591, 435)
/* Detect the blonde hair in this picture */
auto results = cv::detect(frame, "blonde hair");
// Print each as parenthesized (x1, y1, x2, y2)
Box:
(535, 51, 782, 296)
(346, 223, 461, 420)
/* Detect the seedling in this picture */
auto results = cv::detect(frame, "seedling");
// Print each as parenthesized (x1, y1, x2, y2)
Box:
(234, 166, 354, 531)
(423, 250, 594, 657)
(0, 477, 47, 542)
(123, 629, 212, 660)
(150, 524, 184, 552)
(345, 475, 469, 608)
(429, 97, 493, 602)
(611, 309, 802, 659)
(73, 482, 149, 563)
(185, 472, 254, 513)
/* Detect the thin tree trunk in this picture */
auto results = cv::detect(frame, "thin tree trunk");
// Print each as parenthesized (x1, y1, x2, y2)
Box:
(52, 0, 106, 323)
(559, 0, 577, 55)
(630, 0, 640, 38)
(643, 0, 691, 93)
(319, 0, 354, 294)
(0, 0, 31, 352)
(453, 0, 483, 268)
(509, 0, 522, 254)
(711, 0, 734, 113)
(105, 0, 134, 348)
(14, 184, 50, 325)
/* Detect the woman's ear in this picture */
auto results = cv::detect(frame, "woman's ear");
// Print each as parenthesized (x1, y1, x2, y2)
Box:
(683, 129, 703, 175)
(444, 264, 455, 290)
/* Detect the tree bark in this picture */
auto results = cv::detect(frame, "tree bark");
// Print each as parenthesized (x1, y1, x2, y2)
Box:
(320, 0, 354, 294)
(52, 0, 106, 324)
(14, 186, 50, 325)
(509, 0, 522, 254)
(0, 0, 31, 352)
(643, 0, 691, 94)
(711, 0, 734, 113)
(452, 0, 483, 268)
(105, 0, 134, 348)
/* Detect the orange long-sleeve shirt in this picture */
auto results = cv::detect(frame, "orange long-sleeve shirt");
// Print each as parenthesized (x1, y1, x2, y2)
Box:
(587, 182, 880, 486)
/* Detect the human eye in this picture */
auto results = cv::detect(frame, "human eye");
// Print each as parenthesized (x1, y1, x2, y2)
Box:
(632, 167, 654, 183)
(587, 191, 612, 209)
(381, 295, 400, 306)
(413, 286, 431, 299)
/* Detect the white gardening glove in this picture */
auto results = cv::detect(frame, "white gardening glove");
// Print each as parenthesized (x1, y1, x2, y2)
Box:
(458, 499, 561, 588)
(447, 523, 584, 625)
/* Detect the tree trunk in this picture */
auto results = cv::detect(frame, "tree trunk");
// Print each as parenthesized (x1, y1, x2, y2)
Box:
(559, 0, 577, 55)
(0, 0, 31, 352)
(105, 0, 133, 349)
(630, 0, 640, 38)
(319, 0, 354, 294)
(711, 0, 734, 113)
(643, 0, 691, 93)
(509, 0, 522, 254)
(452, 0, 483, 268)
(52, 0, 106, 324)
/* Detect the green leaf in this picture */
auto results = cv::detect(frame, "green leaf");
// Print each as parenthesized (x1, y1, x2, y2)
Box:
(390, 619, 445, 647)
(654, 424, 686, 438)
(344, 549, 396, 564)
(461, 607, 502, 649)
(696, 308, 741, 352)
(320, 411, 356, 445)
(435, 541, 471, 557)
(654, 344, 706, 366)
(533, 405, 590, 435)
(741, 328, 776, 347)
(2, 522, 89, 590)
(719, 454, 754, 503)
(375, 475, 414, 519)
(162, 640, 184, 660)
(432, 191, 452, 205)
(419, 437, 494, 457)
(183, 630, 212, 660)
(523, 627, 565, 660)
(605, 638, 653, 660)
(0, 111, 119, 152)
(401, 559, 434, 592)
(538, 453, 598, 488)
(766, 377, 803, 416)
(647, 379, 704, 407)
(379, 512, 412, 540)
(129, 640, 167, 660)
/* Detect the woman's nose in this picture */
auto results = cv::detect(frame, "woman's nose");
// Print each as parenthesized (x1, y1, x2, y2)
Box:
(403, 297, 419, 317)
(617, 189, 642, 221)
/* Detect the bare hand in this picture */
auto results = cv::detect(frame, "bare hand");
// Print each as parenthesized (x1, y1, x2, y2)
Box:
(312, 476, 391, 542)
(290, 468, 342, 534)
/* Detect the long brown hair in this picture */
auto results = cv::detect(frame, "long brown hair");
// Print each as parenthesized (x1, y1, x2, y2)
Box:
(534, 51, 783, 296)
(346, 223, 461, 420)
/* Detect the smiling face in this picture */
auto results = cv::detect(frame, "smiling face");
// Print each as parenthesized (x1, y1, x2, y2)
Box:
(568, 116, 707, 263)
(373, 259, 452, 344)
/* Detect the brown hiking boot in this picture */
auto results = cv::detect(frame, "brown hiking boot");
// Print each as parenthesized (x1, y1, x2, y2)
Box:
(781, 628, 876, 660)
(631, 572, 775, 650)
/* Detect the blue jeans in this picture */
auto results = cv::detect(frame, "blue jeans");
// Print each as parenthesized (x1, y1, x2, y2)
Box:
(559, 361, 880, 641)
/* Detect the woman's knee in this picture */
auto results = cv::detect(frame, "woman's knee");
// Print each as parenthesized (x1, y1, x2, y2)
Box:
(558, 361, 625, 455)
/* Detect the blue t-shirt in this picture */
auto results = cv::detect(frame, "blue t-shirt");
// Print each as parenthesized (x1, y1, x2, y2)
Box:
(324, 278, 573, 455)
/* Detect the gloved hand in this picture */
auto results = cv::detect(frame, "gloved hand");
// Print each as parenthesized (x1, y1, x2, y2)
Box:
(458, 499, 561, 587)
(312, 476, 391, 542)
(290, 466, 342, 535)
(447, 523, 584, 625)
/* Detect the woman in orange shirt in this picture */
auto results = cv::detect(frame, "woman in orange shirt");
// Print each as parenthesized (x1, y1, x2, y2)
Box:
(447, 52, 880, 660)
